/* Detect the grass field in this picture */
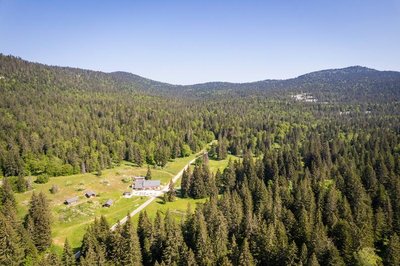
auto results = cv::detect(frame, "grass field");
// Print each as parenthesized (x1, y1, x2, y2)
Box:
(208, 154, 240, 174)
(132, 196, 208, 225)
(14, 151, 206, 250)
(13, 142, 231, 250)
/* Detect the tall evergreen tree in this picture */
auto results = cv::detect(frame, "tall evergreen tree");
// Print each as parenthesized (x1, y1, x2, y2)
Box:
(137, 211, 153, 266)
(146, 165, 152, 180)
(385, 233, 400, 266)
(25, 192, 52, 251)
(118, 215, 142, 266)
(0, 211, 24, 266)
(62, 239, 75, 266)
(238, 238, 255, 266)
(181, 168, 192, 198)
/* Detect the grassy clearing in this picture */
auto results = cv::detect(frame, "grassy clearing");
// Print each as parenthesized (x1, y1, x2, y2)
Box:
(132, 196, 207, 225)
(208, 154, 240, 174)
(13, 144, 212, 250)
(52, 195, 148, 249)
(14, 151, 206, 249)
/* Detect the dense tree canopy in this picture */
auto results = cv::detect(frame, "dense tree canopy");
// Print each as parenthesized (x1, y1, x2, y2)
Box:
(1, 55, 400, 265)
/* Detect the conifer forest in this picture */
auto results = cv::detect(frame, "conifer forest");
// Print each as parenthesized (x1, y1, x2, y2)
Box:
(1, 54, 400, 265)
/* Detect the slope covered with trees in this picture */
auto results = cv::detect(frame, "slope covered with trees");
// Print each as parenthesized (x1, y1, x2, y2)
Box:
(1, 54, 400, 265)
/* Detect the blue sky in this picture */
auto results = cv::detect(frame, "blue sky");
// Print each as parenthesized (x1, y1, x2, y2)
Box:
(1, 0, 399, 84)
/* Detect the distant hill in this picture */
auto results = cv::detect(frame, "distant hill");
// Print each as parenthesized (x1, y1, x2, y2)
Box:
(1, 54, 400, 101)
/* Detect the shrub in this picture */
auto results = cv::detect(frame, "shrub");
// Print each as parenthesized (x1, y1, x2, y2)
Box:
(50, 184, 59, 194)
(35, 174, 49, 184)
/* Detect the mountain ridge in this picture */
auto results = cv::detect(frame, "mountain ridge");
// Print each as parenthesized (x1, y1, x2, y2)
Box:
(1, 54, 400, 102)
(1, 53, 399, 86)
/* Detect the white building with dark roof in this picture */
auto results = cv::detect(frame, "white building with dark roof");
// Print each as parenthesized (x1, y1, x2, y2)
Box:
(133, 178, 161, 190)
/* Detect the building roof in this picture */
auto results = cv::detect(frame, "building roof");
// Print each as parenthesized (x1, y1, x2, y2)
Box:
(133, 176, 145, 180)
(134, 180, 161, 189)
(104, 199, 113, 206)
(65, 196, 79, 204)
(85, 191, 96, 196)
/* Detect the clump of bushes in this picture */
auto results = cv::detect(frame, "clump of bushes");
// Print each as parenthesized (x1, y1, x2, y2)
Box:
(35, 174, 49, 184)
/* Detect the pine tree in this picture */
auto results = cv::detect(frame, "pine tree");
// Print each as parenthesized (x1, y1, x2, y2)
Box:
(179, 245, 197, 266)
(79, 222, 106, 265)
(19, 225, 39, 265)
(152, 211, 166, 264)
(16, 175, 27, 193)
(221, 159, 236, 192)
(146, 165, 152, 180)
(181, 168, 192, 198)
(285, 241, 299, 266)
(300, 243, 308, 265)
(40, 251, 61, 266)
(137, 211, 153, 266)
(220, 256, 233, 266)
(62, 239, 75, 266)
(162, 211, 182, 265)
(118, 215, 142, 266)
(79, 244, 99, 266)
(193, 209, 214, 266)
(238, 238, 255, 266)
(190, 165, 206, 199)
(0, 177, 16, 207)
(25, 192, 52, 251)
(217, 135, 228, 160)
(164, 180, 176, 202)
(0, 211, 24, 266)
(385, 233, 400, 265)
(307, 253, 320, 266)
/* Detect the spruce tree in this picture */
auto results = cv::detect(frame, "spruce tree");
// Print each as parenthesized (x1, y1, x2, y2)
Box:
(221, 159, 236, 192)
(190, 165, 206, 199)
(385, 233, 400, 265)
(307, 253, 320, 266)
(25, 192, 52, 251)
(137, 211, 153, 266)
(146, 165, 152, 180)
(62, 239, 75, 266)
(164, 180, 176, 202)
(40, 251, 61, 266)
(0, 177, 16, 207)
(16, 175, 27, 193)
(152, 211, 165, 263)
(238, 238, 255, 266)
(0, 211, 24, 266)
(162, 211, 182, 265)
(193, 209, 214, 266)
(181, 168, 192, 198)
(179, 245, 197, 266)
(79, 223, 106, 265)
(118, 215, 142, 266)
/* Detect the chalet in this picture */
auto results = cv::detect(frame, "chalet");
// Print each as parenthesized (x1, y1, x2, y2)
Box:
(133, 179, 161, 190)
(64, 196, 79, 205)
(85, 191, 96, 198)
(103, 199, 113, 207)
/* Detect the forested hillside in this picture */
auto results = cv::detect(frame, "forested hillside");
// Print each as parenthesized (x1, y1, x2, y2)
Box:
(1, 54, 400, 265)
